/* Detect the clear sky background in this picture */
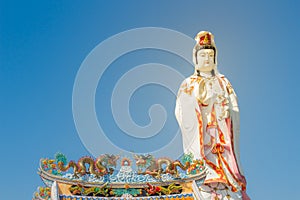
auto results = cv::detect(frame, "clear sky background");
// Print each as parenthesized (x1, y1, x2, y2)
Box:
(1, 1, 299, 199)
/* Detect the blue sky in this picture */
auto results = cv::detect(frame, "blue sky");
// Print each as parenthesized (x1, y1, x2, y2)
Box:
(1, 1, 299, 199)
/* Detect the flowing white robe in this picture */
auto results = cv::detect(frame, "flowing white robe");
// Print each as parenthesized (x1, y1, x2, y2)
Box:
(175, 72, 250, 200)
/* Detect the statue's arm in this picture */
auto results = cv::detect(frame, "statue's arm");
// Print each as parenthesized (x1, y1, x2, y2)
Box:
(175, 80, 186, 127)
(175, 78, 198, 131)
(224, 77, 245, 175)
(224, 77, 239, 112)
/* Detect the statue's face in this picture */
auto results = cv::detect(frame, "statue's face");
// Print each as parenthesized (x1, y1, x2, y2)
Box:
(195, 49, 216, 72)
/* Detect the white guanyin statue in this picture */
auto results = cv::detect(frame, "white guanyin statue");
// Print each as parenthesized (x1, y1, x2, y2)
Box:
(175, 31, 250, 200)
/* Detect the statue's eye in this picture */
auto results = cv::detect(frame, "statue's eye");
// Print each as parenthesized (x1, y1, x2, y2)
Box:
(209, 54, 214, 57)
(200, 53, 205, 57)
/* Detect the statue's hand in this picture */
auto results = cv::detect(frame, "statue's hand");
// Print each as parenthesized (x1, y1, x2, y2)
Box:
(218, 110, 229, 121)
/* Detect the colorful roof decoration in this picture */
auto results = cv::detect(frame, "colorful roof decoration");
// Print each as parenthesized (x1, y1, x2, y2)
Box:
(33, 153, 206, 200)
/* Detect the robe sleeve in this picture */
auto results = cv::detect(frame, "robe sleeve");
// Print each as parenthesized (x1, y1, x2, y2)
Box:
(175, 79, 202, 159)
(223, 77, 245, 176)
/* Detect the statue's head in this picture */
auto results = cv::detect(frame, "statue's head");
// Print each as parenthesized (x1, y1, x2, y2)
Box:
(193, 31, 217, 73)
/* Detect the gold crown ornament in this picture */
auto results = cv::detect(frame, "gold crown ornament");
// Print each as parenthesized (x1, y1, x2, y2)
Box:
(194, 31, 216, 47)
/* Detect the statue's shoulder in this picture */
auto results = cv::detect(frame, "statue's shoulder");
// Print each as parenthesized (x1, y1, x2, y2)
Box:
(218, 74, 230, 83)
(184, 75, 203, 84)
(177, 75, 200, 96)
(179, 75, 195, 86)
(218, 74, 236, 95)
(218, 73, 225, 78)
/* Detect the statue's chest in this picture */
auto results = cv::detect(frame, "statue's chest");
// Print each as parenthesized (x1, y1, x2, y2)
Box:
(190, 78, 226, 99)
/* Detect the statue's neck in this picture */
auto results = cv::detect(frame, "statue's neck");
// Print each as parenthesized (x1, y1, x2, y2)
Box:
(195, 69, 216, 77)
